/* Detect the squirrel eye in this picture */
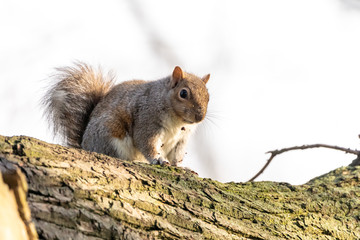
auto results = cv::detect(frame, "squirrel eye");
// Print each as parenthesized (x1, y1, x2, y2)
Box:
(179, 89, 188, 99)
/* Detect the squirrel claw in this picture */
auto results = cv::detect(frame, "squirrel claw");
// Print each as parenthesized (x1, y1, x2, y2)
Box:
(150, 158, 170, 166)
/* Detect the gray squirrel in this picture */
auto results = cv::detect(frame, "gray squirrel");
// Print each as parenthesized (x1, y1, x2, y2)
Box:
(43, 63, 210, 166)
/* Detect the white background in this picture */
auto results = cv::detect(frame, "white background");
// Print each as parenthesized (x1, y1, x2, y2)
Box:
(1, 0, 360, 184)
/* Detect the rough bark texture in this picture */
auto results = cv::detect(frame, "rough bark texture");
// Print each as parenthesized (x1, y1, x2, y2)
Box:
(0, 135, 359, 240)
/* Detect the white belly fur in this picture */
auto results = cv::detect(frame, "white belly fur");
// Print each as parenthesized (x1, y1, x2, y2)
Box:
(111, 118, 195, 162)
(159, 117, 195, 157)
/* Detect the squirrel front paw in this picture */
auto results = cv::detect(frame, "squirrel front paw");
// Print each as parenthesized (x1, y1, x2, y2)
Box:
(150, 158, 170, 166)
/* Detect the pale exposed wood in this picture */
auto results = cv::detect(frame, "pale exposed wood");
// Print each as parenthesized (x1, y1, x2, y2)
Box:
(0, 165, 38, 240)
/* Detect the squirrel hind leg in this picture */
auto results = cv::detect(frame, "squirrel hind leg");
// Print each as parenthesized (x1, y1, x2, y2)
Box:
(108, 136, 144, 161)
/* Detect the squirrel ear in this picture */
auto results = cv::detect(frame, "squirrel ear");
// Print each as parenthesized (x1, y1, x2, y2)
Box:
(202, 74, 210, 84)
(171, 66, 183, 88)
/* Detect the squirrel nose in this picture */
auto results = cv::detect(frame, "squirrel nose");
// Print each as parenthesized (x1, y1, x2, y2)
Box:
(195, 114, 204, 122)
(195, 107, 205, 122)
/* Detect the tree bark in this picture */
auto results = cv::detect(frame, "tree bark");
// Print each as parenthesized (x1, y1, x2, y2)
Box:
(0, 135, 359, 240)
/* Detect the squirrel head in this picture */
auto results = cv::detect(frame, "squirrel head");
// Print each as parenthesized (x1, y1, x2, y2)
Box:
(169, 66, 210, 124)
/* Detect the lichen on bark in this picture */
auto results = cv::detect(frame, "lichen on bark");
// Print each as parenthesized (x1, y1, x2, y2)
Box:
(0, 135, 359, 239)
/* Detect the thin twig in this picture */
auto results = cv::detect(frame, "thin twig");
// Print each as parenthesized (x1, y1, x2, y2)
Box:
(247, 144, 359, 182)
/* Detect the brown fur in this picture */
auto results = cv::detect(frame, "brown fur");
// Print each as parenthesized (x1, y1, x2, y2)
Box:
(106, 108, 132, 139)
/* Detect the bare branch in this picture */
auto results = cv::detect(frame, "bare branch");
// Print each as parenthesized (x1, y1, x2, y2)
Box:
(248, 144, 359, 182)
(126, 0, 181, 67)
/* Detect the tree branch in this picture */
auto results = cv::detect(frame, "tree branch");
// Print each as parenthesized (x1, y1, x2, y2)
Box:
(1, 136, 360, 239)
(248, 144, 359, 182)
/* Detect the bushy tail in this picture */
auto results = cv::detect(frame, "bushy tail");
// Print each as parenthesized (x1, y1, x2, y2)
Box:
(42, 62, 115, 147)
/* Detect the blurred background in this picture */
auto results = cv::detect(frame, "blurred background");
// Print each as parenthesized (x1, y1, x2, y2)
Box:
(1, 0, 360, 185)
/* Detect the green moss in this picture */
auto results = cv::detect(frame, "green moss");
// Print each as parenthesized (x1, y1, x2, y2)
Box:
(134, 200, 162, 215)
(165, 213, 202, 232)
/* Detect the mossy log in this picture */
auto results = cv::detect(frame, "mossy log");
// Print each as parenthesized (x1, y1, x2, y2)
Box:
(0, 135, 359, 239)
